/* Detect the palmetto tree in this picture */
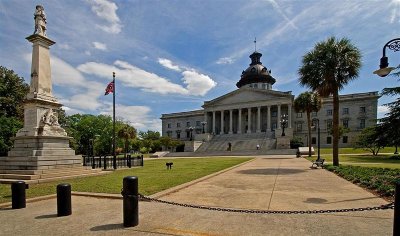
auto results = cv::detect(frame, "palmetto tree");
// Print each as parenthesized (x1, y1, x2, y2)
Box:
(294, 92, 321, 157)
(298, 37, 361, 166)
(117, 124, 137, 158)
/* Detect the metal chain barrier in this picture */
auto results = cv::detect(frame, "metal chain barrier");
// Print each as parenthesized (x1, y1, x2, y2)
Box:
(139, 194, 394, 215)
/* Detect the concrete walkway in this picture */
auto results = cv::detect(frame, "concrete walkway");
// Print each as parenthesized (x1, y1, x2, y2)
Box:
(0, 155, 394, 235)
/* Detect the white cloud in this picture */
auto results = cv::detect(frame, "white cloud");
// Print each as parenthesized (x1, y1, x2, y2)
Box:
(87, 0, 122, 34)
(77, 60, 216, 96)
(58, 43, 71, 50)
(101, 104, 161, 131)
(158, 58, 182, 71)
(92, 42, 107, 51)
(182, 70, 217, 96)
(390, 0, 400, 23)
(378, 105, 390, 118)
(216, 57, 235, 65)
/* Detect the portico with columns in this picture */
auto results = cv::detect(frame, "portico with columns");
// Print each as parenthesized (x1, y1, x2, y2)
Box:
(202, 88, 294, 138)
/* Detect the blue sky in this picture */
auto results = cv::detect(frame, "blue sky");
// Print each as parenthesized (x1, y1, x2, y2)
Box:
(1, 0, 399, 132)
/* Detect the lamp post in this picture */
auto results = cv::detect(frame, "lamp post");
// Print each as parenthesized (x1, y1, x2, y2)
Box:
(373, 38, 400, 77)
(201, 121, 207, 134)
(312, 118, 321, 161)
(189, 127, 194, 141)
(280, 114, 288, 136)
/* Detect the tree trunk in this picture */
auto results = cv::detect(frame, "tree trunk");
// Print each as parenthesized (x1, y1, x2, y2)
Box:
(332, 89, 340, 166)
(307, 111, 312, 157)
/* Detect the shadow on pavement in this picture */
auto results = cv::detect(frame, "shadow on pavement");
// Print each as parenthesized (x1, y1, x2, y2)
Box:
(238, 168, 305, 175)
(304, 198, 328, 204)
(35, 214, 57, 219)
(91, 223, 123, 231)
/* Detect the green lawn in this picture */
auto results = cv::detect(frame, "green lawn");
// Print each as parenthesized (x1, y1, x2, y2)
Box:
(0, 157, 251, 204)
(306, 154, 400, 169)
(319, 147, 397, 155)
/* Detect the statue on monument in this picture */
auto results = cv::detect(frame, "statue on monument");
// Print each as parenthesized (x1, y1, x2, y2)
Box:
(34, 5, 47, 36)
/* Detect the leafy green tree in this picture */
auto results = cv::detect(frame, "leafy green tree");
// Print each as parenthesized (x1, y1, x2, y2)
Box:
(117, 124, 137, 158)
(379, 79, 400, 154)
(0, 116, 23, 155)
(354, 126, 386, 156)
(0, 66, 29, 119)
(293, 91, 321, 157)
(298, 37, 362, 166)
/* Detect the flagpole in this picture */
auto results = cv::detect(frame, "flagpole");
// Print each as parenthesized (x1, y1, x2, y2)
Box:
(112, 72, 117, 169)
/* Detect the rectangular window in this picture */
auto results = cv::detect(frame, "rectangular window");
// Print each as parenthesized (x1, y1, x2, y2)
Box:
(360, 119, 365, 129)
(262, 83, 266, 89)
(253, 83, 258, 88)
(343, 108, 349, 115)
(176, 131, 181, 139)
(360, 106, 366, 113)
(327, 137, 332, 144)
(272, 111, 277, 117)
(312, 112, 317, 117)
(326, 120, 333, 131)
(296, 113, 302, 118)
(167, 123, 171, 128)
(272, 123, 277, 130)
(343, 119, 349, 128)
(327, 109, 332, 116)
(177, 122, 180, 128)
(196, 121, 201, 126)
(186, 121, 190, 127)
(186, 131, 190, 138)
(296, 123, 302, 132)
(343, 136, 348, 143)
(167, 131, 172, 137)
(312, 137, 316, 145)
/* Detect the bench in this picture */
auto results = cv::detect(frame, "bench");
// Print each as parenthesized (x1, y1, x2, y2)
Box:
(311, 159, 325, 168)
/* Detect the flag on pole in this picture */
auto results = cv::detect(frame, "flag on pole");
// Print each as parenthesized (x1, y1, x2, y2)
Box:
(104, 81, 114, 95)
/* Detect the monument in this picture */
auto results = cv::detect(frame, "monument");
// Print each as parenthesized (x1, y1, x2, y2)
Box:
(0, 6, 96, 182)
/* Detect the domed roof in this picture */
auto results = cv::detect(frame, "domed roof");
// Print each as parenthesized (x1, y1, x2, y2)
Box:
(236, 51, 276, 88)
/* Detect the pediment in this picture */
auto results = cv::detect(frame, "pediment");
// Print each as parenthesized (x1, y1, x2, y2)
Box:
(203, 88, 293, 109)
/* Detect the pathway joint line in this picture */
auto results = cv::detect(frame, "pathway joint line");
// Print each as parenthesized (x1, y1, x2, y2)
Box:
(267, 160, 282, 210)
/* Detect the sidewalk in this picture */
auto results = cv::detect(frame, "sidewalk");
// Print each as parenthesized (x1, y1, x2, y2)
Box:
(0, 155, 394, 236)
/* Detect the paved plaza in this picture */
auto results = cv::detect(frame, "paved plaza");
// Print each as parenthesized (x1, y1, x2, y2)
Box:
(0, 156, 394, 235)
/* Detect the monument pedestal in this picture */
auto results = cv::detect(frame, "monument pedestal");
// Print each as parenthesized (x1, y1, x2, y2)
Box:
(0, 31, 86, 181)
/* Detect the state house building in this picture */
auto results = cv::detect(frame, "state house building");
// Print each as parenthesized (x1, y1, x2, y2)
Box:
(161, 50, 379, 152)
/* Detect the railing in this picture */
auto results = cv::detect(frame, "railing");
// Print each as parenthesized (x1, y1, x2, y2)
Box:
(82, 155, 144, 169)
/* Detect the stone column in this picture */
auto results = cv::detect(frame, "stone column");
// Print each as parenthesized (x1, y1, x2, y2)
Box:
(212, 111, 216, 134)
(288, 104, 292, 128)
(238, 108, 242, 134)
(267, 106, 271, 131)
(204, 112, 208, 133)
(277, 104, 281, 129)
(247, 108, 251, 133)
(229, 109, 233, 134)
(257, 106, 261, 133)
(220, 110, 224, 135)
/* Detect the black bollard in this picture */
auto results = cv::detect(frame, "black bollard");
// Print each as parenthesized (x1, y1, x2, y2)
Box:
(141, 155, 144, 167)
(57, 183, 72, 217)
(92, 156, 95, 169)
(121, 176, 139, 227)
(11, 181, 26, 209)
(394, 182, 400, 236)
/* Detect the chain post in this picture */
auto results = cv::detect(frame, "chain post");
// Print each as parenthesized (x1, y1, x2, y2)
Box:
(394, 182, 400, 236)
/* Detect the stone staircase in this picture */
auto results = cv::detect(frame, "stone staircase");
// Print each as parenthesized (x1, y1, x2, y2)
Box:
(0, 166, 107, 184)
(195, 133, 277, 153)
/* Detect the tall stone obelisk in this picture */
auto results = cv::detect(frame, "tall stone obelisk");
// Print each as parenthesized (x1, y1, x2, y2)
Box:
(0, 5, 81, 171)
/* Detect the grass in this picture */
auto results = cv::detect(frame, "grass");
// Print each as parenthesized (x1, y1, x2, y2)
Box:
(305, 154, 400, 169)
(319, 147, 398, 155)
(0, 157, 251, 204)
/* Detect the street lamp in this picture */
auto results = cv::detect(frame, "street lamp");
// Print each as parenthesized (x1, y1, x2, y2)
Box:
(312, 118, 321, 161)
(189, 127, 194, 141)
(373, 38, 400, 77)
(280, 114, 288, 136)
(201, 121, 207, 134)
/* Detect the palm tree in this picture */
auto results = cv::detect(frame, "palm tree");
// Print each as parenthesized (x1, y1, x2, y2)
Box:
(117, 124, 137, 158)
(294, 92, 321, 157)
(298, 36, 361, 166)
